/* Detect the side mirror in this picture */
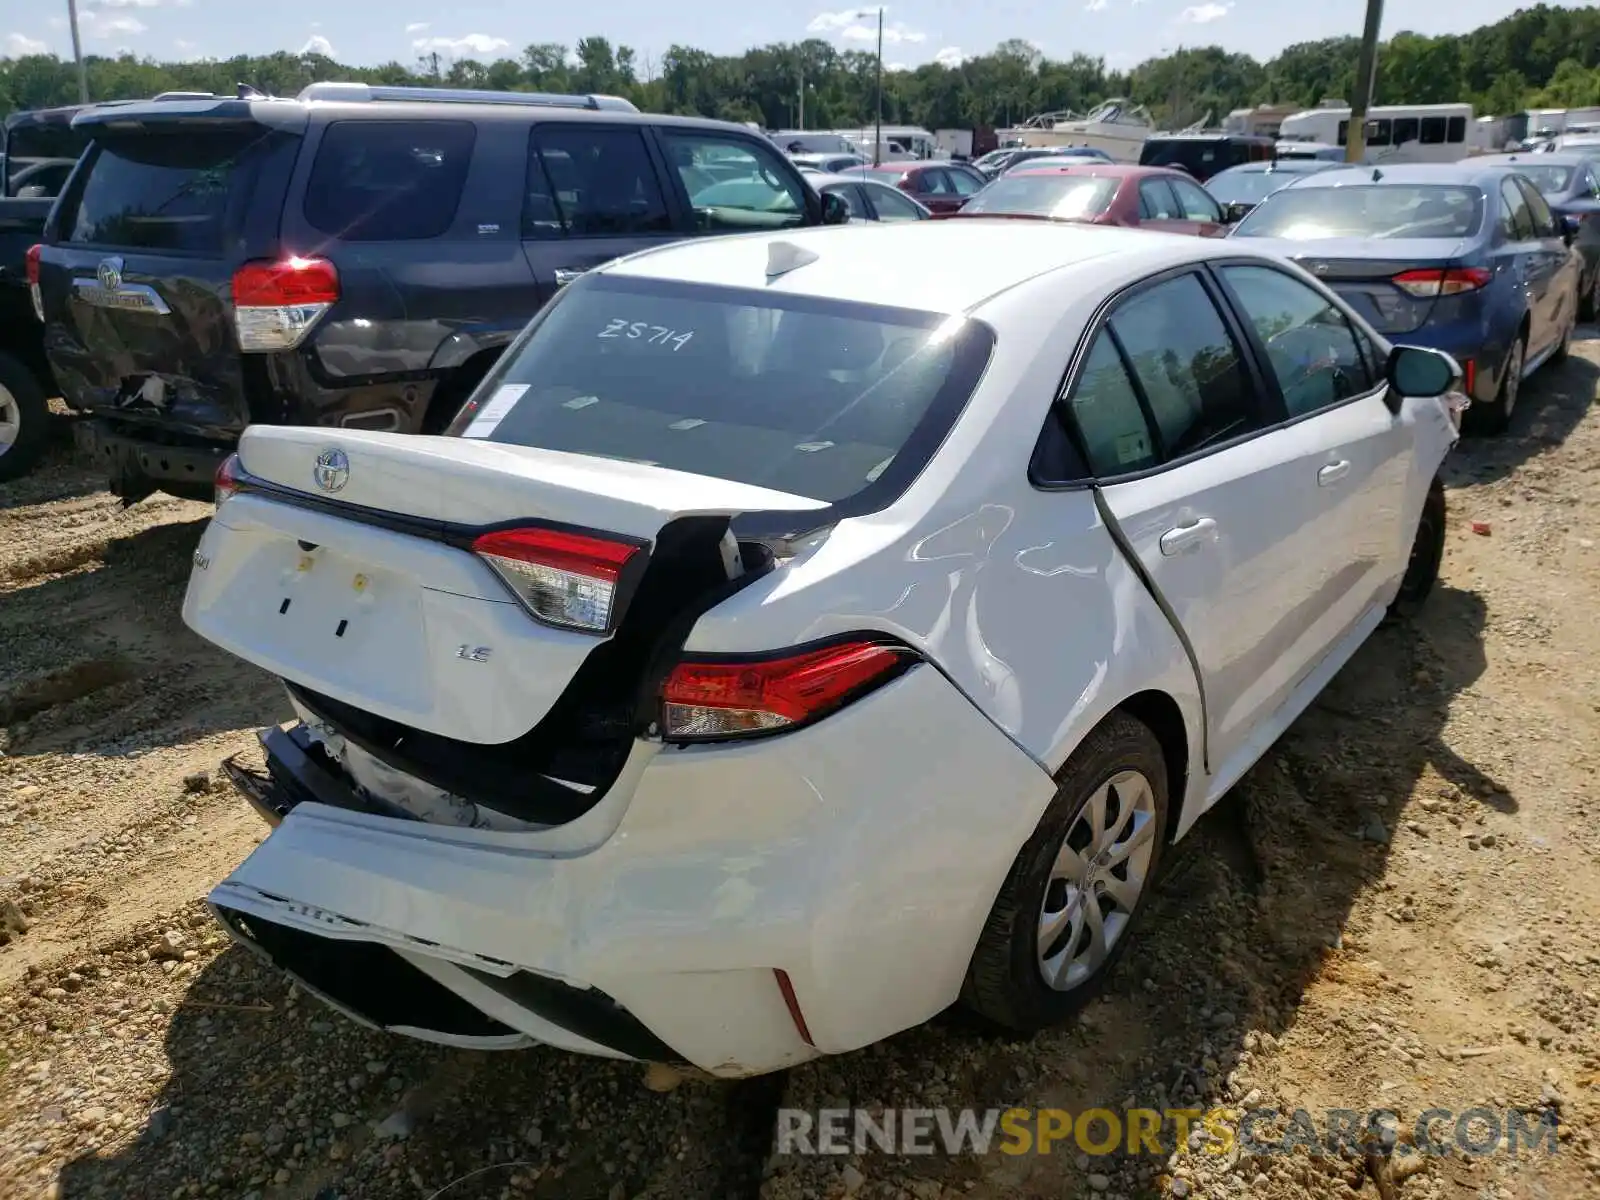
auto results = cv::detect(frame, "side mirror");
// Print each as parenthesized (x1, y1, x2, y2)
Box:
(821, 191, 850, 225)
(1385, 345, 1461, 409)
(1223, 200, 1254, 224)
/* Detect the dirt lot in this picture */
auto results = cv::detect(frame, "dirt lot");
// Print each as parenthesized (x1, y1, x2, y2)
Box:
(2, 344, 1599, 1200)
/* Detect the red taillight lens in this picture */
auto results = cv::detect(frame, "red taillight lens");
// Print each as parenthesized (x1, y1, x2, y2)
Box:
(1391, 267, 1491, 298)
(660, 638, 915, 742)
(471, 527, 643, 634)
(231, 257, 339, 353)
(25, 244, 43, 322)
(214, 453, 242, 505)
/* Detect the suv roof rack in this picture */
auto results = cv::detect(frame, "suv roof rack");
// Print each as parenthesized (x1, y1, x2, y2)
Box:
(295, 81, 639, 113)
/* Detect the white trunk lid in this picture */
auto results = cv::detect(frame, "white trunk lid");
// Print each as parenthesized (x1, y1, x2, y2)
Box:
(183, 427, 826, 744)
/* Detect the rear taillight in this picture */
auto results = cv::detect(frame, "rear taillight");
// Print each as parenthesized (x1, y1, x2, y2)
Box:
(660, 638, 916, 742)
(25, 244, 43, 322)
(231, 257, 339, 353)
(215, 453, 242, 506)
(1391, 267, 1491, 298)
(471, 526, 644, 634)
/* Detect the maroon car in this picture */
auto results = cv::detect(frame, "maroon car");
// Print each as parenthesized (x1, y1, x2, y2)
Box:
(845, 161, 989, 214)
(946, 163, 1229, 236)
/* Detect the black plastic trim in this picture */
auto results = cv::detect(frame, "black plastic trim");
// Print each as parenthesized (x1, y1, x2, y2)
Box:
(457, 966, 688, 1065)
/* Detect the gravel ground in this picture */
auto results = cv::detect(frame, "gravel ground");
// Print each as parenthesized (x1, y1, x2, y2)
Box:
(3, 341, 1599, 1200)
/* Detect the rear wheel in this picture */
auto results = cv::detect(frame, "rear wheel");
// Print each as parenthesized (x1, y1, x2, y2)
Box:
(1470, 334, 1523, 436)
(0, 352, 50, 484)
(1583, 265, 1600, 323)
(961, 712, 1168, 1033)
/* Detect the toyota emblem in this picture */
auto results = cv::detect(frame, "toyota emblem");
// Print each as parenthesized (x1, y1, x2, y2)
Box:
(312, 448, 350, 493)
(97, 256, 124, 291)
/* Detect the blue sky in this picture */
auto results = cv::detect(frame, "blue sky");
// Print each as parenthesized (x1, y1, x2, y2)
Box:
(2, 0, 1582, 74)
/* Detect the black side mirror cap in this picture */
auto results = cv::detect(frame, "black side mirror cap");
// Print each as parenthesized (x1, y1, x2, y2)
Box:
(821, 192, 851, 225)
(1384, 344, 1462, 412)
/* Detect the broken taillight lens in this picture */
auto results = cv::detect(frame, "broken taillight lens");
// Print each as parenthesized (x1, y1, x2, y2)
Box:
(214, 452, 242, 506)
(471, 527, 643, 634)
(232, 256, 339, 352)
(660, 638, 916, 742)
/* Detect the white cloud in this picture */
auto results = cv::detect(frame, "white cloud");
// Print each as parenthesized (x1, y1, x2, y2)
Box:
(841, 20, 924, 44)
(1085, 0, 1108, 10)
(94, 0, 166, 7)
(300, 33, 336, 56)
(806, 8, 871, 33)
(933, 46, 964, 67)
(886, 61, 908, 71)
(1178, 1, 1231, 20)
(5, 32, 49, 55)
(82, 13, 148, 39)
(405, 22, 430, 33)
(412, 33, 511, 58)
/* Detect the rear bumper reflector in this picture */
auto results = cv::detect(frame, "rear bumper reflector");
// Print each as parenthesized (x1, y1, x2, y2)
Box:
(774, 969, 815, 1046)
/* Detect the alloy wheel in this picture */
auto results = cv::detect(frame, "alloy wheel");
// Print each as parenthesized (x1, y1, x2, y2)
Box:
(1037, 769, 1158, 992)
(0, 384, 19, 458)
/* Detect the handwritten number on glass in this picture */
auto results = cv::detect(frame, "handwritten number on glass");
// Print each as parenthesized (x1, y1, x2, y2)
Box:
(598, 319, 694, 351)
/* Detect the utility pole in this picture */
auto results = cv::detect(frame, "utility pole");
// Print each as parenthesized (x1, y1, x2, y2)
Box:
(873, 6, 884, 166)
(66, 0, 90, 103)
(1346, 0, 1384, 164)
(798, 61, 805, 131)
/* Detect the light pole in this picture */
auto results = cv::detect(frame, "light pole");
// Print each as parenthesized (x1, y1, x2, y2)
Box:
(872, 6, 883, 166)
(1347, 0, 1384, 164)
(66, 0, 89, 103)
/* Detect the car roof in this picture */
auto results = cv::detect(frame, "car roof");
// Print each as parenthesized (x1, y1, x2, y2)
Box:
(809, 172, 888, 188)
(1211, 160, 1342, 176)
(1278, 162, 1503, 189)
(1476, 151, 1595, 167)
(600, 221, 1228, 315)
(1009, 163, 1167, 179)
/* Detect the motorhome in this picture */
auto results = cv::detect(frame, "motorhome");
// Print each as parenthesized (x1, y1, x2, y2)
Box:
(1277, 103, 1482, 163)
(842, 125, 937, 160)
(769, 130, 860, 156)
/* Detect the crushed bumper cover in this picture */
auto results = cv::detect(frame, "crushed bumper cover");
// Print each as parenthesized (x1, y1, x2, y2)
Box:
(208, 668, 1059, 1076)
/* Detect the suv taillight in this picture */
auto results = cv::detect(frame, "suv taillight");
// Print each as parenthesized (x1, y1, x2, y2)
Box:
(471, 526, 644, 635)
(660, 638, 917, 742)
(215, 452, 242, 506)
(25, 244, 43, 322)
(1392, 267, 1491, 298)
(231, 257, 339, 352)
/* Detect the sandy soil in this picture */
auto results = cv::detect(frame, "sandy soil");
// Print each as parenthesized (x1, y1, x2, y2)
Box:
(1, 342, 1598, 1200)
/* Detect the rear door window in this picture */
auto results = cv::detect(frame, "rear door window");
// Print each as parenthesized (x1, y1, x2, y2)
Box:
(1516, 177, 1559, 238)
(867, 183, 924, 222)
(524, 126, 673, 239)
(1170, 176, 1223, 222)
(1500, 178, 1535, 240)
(304, 120, 475, 241)
(660, 132, 806, 233)
(945, 167, 984, 196)
(1138, 179, 1179, 219)
(63, 128, 282, 254)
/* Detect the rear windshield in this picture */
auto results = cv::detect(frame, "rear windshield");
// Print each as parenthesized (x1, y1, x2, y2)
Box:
(1233, 184, 1483, 240)
(959, 173, 1118, 220)
(451, 274, 995, 506)
(1506, 164, 1574, 194)
(62, 128, 284, 254)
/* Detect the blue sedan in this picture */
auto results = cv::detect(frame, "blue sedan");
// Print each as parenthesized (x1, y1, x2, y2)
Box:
(1204, 159, 1345, 221)
(1473, 152, 1600, 317)
(1229, 162, 1583, 433)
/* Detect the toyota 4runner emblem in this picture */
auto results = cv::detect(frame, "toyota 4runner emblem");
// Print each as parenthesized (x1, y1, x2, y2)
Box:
(313, 448, 350, 493)
(97, 256, 124, 291)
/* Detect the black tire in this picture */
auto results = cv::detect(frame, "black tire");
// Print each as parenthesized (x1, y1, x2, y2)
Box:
(1582, 265, 1599, 323)
(961, 712, 1169, 1033)
(0, 352, 50, 484)
(1390, 475, 1446, 618)
(1467, 334, 1523, 436)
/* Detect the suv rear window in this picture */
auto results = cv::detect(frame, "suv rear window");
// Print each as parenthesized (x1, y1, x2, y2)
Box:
(63, 128, 280, 254)
(305, 120, 475, 241)
(452, 274, 995, 505)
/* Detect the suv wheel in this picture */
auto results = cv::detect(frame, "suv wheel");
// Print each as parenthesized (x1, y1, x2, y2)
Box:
(961, 712, 1168, 1033)
(0, 352, 50, 484)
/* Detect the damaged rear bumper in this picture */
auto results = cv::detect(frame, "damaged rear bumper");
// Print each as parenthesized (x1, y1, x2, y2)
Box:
(208, 668, 1058, 1077)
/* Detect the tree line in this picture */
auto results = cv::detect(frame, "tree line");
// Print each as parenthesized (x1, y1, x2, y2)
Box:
(3, 3, 1599, 131)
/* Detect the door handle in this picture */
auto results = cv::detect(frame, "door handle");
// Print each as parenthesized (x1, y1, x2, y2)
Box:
(1318, 460, 1351, 486)
(553, 268, 586, 288)
(1158, 517, 1217, 556)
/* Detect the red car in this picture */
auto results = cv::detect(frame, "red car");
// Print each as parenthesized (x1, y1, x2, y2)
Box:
(946, 163, 1229, 236)
(846, 161, 989, 214)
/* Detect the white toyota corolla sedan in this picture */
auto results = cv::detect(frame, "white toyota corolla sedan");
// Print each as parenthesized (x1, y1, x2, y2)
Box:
(184, 220, 1463, 1077)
